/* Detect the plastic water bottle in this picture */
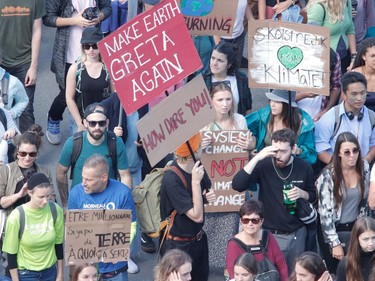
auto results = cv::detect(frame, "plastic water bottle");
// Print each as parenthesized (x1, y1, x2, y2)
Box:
(0, 139, 8, 164)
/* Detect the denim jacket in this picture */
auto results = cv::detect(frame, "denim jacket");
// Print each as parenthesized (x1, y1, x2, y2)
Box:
(315, 160, 370, 247)
(0, 68, 28, 119)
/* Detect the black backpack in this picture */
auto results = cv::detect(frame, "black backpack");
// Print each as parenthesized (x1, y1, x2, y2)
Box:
(230, 230, 280, 281)
(70, 131, 118, 179)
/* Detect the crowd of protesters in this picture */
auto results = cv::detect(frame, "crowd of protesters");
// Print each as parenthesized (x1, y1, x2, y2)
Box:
(1, 0, 375, 280)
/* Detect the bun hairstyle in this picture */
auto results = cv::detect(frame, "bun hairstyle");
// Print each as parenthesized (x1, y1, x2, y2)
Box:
(14, 124, 44, 153)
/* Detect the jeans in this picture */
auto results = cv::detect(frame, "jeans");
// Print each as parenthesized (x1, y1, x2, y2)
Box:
(273, 226, 307, 275)
(18, 264, 57, 281)
(102, 271, 128, 281)
(3, 62, 35, 132)
(48, 63, 71, 121)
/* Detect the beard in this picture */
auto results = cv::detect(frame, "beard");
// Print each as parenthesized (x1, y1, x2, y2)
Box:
(88, 129, 105, 140)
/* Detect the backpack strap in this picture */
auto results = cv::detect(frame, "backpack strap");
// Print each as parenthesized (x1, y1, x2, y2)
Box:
(17, 206, 25, 240)
(107, 131, 118, 179)
(318, 3, 326, 22)
(1, 72, 10, 106)
(260, 229, 270, 258)
(168, 166, 188, 189)
(0, 108, 7, 131)
(368, 109, 375, 130)
(70, 131, 84, 180)
(331, 105, 342, 140)
(18, 201, 57, 239)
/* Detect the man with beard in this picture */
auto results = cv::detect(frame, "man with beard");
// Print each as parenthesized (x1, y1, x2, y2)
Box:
(232, 128, 316, 273)
(56, 102, 132, 207)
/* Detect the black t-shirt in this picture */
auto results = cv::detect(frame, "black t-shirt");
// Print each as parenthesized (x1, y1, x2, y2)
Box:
(233, 157, 316, 233)
(160, 161, 210, 237)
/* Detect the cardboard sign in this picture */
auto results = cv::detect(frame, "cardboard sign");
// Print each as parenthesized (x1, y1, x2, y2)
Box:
(98, 0, 202, 114)
(201, 130, 248, 212)
(65, 210, 132, 265)
(137, 75, 215, 166)
(180, 0, 238, 36)
(248, 21, 330, 95)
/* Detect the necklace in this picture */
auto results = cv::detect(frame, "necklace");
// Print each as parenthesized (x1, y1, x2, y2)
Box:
(272, 158, 293, 180)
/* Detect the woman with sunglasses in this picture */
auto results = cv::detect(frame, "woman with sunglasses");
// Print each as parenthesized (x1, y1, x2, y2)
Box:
(246, 89, 316, 164)
(202, 41, 252, 116)
(336, 217, 375, 281)
(316, 131, 369, 273)
(226, 199, 288, 281)
(288, 252, 332, 281)
(66, 27, 114, 133)
(0, 124, 52, 218)
(201, 82, 255, 269)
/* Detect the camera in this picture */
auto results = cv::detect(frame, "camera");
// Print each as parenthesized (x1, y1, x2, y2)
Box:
(82, 7, 99, 20)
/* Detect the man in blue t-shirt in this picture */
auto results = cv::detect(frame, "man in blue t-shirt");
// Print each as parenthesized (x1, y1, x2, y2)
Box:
(56, 103, 132, 207)
(68, 154, 137, 281)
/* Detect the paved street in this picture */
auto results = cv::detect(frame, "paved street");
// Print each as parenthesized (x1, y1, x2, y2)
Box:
(33, 25, 269, 281)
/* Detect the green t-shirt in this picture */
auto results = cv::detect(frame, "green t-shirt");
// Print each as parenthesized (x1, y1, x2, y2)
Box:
(59, 131, 130, 188)
(307, 1, 355, 57)
(2, 202, 64, 271)
(0, 0, 46, 68)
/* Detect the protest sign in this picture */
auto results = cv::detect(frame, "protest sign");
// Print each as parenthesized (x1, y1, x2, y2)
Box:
(137, 75, 215, 166)
(98, 0, 202, 114)
(65, 210, 132, 264)
(180, 0, 238, 36)
(248, 21, 330, 95)
(201, 130, 248, 212)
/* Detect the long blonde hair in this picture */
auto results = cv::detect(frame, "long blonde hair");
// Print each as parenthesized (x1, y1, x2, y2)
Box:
(306, 0, 347, 23)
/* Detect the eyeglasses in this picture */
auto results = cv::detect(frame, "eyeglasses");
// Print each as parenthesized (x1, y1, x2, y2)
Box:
(18, 151, 37, 158)
(240, 217, 262, 225)
(343, 147, 360, 157)
(83, 44, 98, 50)
(87, 120, 107, 127)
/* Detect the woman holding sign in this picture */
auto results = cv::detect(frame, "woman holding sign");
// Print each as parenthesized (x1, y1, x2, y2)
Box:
(246, 89, 317, 164)
(315, 132, 369, 273)
(201, 82, 255, 268)
(2, 173, 64, 281)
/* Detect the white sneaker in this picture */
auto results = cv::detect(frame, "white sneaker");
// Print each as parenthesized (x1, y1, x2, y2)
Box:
(127, 258, 139, 274)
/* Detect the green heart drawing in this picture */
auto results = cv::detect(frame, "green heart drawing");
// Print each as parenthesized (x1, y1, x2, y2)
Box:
(277, 46, 304, 70)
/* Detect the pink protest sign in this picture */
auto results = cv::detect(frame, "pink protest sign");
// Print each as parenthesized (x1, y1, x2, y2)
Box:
(98, 0, 202, 113)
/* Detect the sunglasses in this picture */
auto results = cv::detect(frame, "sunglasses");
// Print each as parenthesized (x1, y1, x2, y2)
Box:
(343, 147, 360, 157)
(87, 120, 107, 128)
(18, 151, 37, 158)
(240, 217, 262, 225)
(211, 80, 231, 90)
(83, 43, 98, 50)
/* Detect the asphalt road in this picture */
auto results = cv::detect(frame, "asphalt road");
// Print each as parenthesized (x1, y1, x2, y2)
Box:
(33, 25, 269, 281)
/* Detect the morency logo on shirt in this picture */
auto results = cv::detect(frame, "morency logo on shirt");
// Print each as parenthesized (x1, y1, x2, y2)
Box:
(83, 202, 116, 209)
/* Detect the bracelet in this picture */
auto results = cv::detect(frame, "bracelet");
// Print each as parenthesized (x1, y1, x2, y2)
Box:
(351, 52, 357, 59)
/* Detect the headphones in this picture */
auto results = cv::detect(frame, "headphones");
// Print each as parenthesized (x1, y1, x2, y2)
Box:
(346, 111, 363, 121)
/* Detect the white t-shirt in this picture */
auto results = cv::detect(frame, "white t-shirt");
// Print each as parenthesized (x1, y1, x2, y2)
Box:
(66, 0, 97, 63)
(221, 0, 247, 39)
(297, 96, 322, 120)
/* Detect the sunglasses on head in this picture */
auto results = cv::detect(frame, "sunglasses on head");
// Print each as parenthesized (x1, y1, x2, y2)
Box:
(87, 120, 107, 128)
(241, 217, 262, 225)
(18, 151, 37, 158)
(343, 147, 360, 157)
(83, 43, 98, 50)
